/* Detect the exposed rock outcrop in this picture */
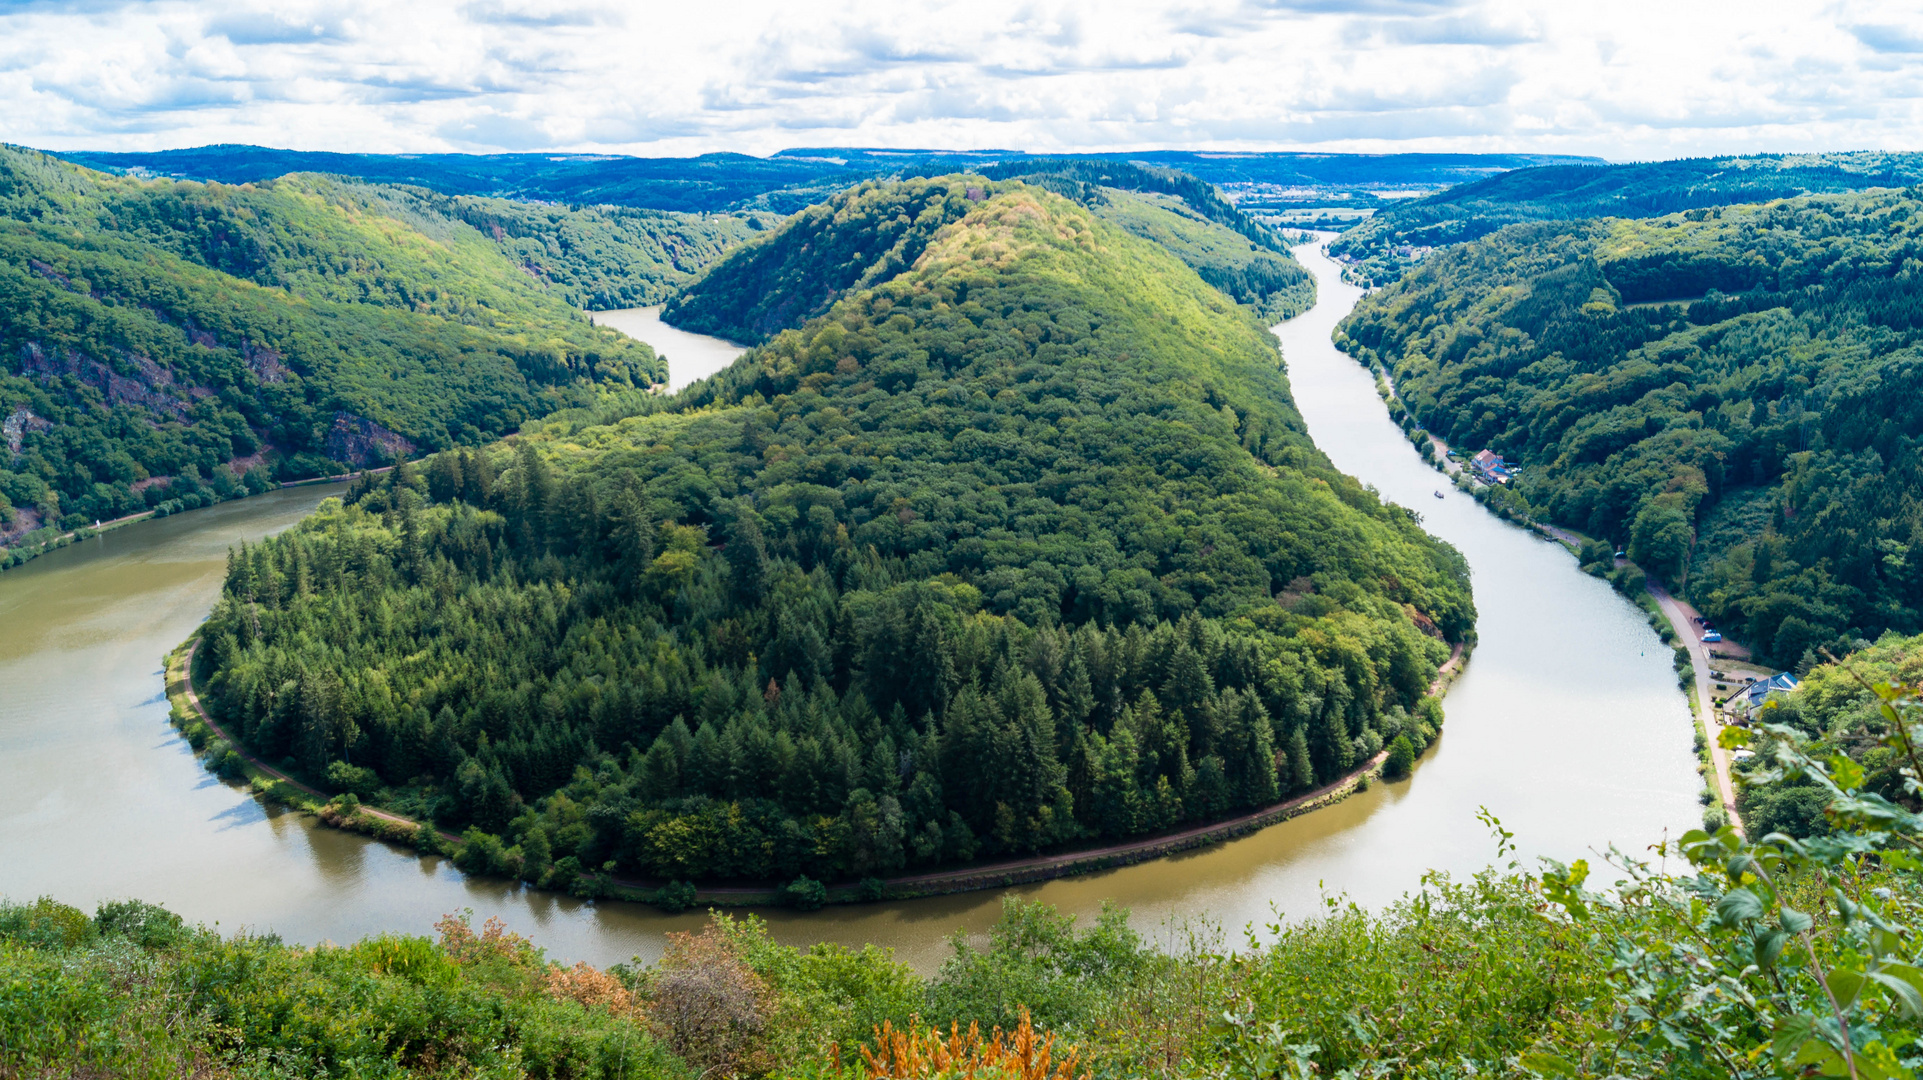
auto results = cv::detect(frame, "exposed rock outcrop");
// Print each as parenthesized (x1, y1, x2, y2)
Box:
(17, 343, 196, 420)
(323, 412, 414, 468)
(4, 405, 50, 463)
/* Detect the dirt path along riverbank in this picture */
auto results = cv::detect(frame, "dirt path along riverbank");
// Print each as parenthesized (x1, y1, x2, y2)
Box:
(1648, 583, 1744, 836)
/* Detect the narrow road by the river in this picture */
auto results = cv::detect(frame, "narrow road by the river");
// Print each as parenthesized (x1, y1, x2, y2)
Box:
(1649, 583, 1744, 834)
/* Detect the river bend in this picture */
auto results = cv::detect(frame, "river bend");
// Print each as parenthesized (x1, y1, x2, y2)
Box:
(0, 247, 1699, 970)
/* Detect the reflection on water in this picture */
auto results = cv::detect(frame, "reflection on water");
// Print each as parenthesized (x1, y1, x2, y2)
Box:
(0, 254, 1700, 972)
(592, 306, 747, 392)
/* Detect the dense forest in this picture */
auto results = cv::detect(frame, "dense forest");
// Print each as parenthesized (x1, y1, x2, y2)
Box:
(197, 178, 1471, 889)
(981, 159, 1316, 322)
(1339, 190, 1923, 667)
(663, 170, 1311, 344)
(437, 195, 771, 309)
(1332, 151, 1923, 285)
(0, 146, 753, 537)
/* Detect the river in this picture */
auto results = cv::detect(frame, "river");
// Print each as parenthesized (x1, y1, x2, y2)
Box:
(591, 306, 746, 392)
(0, 247, 1700, 972)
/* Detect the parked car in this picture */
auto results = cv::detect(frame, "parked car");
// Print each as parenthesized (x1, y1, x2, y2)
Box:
(1701, 631, 1723, 643)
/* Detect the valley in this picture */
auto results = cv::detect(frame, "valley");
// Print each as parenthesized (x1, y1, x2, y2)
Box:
(0, 224, 1698, 974)
(6, 138, 1923, 1079)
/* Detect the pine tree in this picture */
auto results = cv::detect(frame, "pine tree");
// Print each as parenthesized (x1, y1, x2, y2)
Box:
(1288, 727, 1315, 792)
(1221, 689, 1279, 807)
(638, 738, 681, 803)
(686, 723, 728, 798)
(726, 505, 769, 605)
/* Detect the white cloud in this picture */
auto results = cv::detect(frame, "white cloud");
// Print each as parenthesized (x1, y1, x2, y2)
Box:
(0, 0, 1915, 158)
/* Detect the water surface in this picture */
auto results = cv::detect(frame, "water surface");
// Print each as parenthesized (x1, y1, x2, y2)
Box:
(0, 250, 1698, 970)
(592, 306, 746, 392)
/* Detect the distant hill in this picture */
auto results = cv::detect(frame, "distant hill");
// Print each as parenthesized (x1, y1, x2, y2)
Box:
(56, 144, 1600, 217)
(1331, 152, 1923, 285)
(665, 160, 1321, 342)
(0, 146, 736, 544)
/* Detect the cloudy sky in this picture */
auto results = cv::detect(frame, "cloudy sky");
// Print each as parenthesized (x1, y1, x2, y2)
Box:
(1, 0, 1917, 160)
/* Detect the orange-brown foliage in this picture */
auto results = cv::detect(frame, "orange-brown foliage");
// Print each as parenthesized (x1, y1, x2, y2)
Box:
(544, 961, 639, 1017)
(434, 910, 540, 968)
(860, 1009, 1087, 1080)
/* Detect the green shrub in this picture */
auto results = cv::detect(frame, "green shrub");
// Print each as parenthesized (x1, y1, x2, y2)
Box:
(0, 897, 95, 948)
(325, 760, 381, 799)
(348, 934, 457, 986)
(454, 828, 507, 876)
(925, 898, 1147, 1032)
(1384, 735, 1416, 779)
(94, 899, 186, 949)
(654, 881, 698, 913)
(414, 825, 448, 856)
(782, 876, 827, 911)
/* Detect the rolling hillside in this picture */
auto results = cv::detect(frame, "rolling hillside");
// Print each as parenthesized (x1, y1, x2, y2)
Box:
(1339, 190, 1923, 666)
(0, 146, 722, 541)
(1331, 151, 1923, 285)
(664, 164, 1314, 344)
(197, 177, 1472, 887)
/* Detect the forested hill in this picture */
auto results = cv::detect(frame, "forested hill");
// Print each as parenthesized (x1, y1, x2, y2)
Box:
(198, 179, 1473, 889)
(664, 173, 1312, 344)
(0, 146, 751, 540)
(320, 185, 771, 311)
(1339, 191, 1923, 667)
(983, 159, 1316, 321)
(660, 178, 988, 344)
(1332, 152, 1923, 286)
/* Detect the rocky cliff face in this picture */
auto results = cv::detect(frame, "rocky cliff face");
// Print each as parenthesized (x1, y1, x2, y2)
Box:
(17, 342, 201, 420)
(4, 405, 50, 464)
(323, 412, 414, 468)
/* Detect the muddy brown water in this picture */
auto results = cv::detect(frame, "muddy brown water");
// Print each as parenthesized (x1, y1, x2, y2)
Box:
(0, 250, 1700, 971)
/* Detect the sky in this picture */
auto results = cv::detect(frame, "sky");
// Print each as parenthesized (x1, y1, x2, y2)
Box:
(0, 0, 1917, 161)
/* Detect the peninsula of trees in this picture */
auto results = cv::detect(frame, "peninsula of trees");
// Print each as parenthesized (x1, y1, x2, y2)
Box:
(196, 176, 1472, 889)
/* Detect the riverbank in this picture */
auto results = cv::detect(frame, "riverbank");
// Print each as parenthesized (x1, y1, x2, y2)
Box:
(169, 632, 1468, 910)
(1343, 273, 1736, 837)
(1516, 524, 1742, 834)
(1648, 583, 1745, 835)
(0, 465, 393, 576)
(0, 508, 153, 571)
